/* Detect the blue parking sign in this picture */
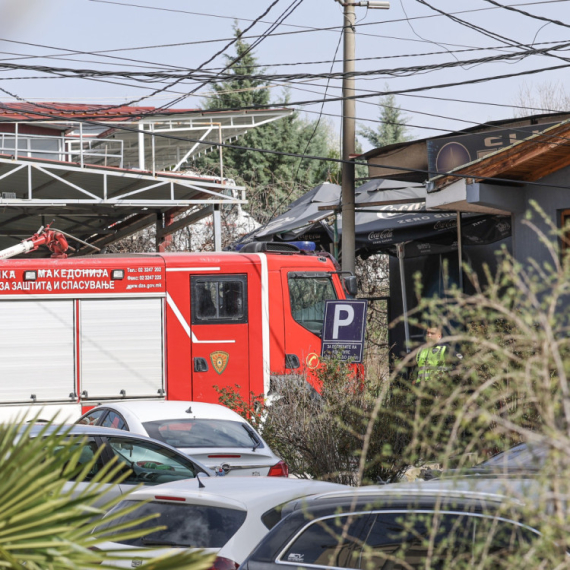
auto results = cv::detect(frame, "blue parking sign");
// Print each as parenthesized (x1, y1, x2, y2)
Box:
(321, 300, 368, 362)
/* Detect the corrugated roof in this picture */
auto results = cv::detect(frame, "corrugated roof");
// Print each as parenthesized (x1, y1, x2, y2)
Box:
(0, 102, 292, 122)
(0, 102, 199, 121)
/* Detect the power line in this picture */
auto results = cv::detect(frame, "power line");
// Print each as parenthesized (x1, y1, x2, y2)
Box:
(159, 0, 306, 111)
(482, 0, 570, 29)
(1, 99, 570, 193)
(2, 40, 568, 86)
(84, 0, 570, 39)
(0, 0, 290, 115)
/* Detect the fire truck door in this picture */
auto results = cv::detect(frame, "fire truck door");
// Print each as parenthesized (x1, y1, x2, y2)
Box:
(283, 271, 338, 376)
(190, 274, 249, 402)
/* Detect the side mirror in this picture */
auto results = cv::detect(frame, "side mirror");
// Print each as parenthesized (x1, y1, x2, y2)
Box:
(344, 275, 358, 297)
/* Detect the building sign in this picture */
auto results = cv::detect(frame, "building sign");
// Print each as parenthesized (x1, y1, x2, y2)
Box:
(321, 300, 368, 362)
(0, 262, 165, 296)
(427, 123, 557, 176)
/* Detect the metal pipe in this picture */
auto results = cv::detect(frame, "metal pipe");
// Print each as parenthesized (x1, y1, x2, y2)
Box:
(333, 212, 339, 260)
(213, 205, 222, 251)
(138, 123, 145, 171)
(397, 243, 411, 353)
(218, 123, 223, 181)
(341, 1, 356, 276)
(457, 211, 464, 293)
(151, 123, 156, 176)
(79, 123, 84, 168)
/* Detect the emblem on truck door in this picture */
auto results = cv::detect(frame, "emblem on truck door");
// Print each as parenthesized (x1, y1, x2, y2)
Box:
(210, 351, 229, 374)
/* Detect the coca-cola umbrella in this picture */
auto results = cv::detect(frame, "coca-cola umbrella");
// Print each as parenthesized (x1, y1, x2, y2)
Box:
(342, 206, 511, 258)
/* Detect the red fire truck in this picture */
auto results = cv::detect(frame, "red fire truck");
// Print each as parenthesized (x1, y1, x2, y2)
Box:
(0, 230, 349, 421)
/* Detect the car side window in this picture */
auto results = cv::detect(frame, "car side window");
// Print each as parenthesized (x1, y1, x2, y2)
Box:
(191, 275, 247, 324)
(57, 439, 102, 481)
(77, 409, 106, 426)
(281, 514, 372, 568)
(361, 512, 537, 569)
(105, 436, 197, 485)
(101, 411, 127, 431)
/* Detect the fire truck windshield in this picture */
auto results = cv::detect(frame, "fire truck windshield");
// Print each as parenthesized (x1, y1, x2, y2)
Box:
(288, 273, 337, 335)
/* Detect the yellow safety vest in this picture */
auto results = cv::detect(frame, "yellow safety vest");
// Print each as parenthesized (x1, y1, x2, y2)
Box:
(416, 345, 449, 383)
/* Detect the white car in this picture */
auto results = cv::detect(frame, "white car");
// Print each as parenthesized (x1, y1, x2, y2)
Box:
(94, 477, 349, 568)
(77, 400, 286, 477)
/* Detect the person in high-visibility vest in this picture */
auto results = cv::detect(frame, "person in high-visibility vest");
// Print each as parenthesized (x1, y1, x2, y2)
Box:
(415, 326, 457, 383)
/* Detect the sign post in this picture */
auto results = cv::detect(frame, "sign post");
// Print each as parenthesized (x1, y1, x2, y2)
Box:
(321, 300, 368, 362)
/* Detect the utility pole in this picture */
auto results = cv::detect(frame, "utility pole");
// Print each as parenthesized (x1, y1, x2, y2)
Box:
(338, 1, 390, 275)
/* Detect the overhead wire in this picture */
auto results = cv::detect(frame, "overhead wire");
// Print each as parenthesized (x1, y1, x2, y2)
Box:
(0, 0, 288, 115)
(482, 0, 570, 29)
(1, 100, 570, 193)
(1, 41, 568, 86)
(158, 0, 306, 111)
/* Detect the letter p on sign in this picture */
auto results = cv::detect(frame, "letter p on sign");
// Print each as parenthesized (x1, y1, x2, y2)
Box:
(333, 304, 355, 339)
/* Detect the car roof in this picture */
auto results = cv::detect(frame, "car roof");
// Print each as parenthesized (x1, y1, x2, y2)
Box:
(123, 477, 349, 511)
(23, 423, 214, 474)
(87, 400, 243, 422)
(297, 478, 537, 512)
(25, 423, 154, 438)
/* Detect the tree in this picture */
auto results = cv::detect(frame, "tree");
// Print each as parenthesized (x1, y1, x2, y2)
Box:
(358, 87, 410, 149)
(512, 80, 570, 117)
(193, 28, 335, 221)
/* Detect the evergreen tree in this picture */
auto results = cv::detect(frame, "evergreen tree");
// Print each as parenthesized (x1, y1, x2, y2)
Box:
(358, 88, 411, 149)
(193, 28, 334, 221)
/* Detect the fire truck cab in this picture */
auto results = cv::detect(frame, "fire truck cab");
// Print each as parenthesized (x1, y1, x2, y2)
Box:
(0, 244, 346, 421)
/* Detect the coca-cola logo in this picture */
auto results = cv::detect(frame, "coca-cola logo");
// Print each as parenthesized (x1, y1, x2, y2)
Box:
(434, 220, 457, 231)
(497, 221, 511, 233)
(368, 229, 393, 241)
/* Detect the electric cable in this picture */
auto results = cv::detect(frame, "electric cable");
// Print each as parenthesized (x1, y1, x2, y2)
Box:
(1, 41, 567, 86)
(482, 0, 570, 29)
(0, 0, 288, 115)
(1, 100, 570, 193)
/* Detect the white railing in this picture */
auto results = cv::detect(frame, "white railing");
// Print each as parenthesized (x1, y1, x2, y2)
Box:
(0, 132, 123, 168)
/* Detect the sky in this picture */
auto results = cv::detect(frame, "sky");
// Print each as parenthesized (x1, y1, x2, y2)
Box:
(0, 0, 569, 152)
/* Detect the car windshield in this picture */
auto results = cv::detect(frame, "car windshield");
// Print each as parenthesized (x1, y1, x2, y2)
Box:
(142, 419, 262, 449)
(478, 443, 547, 469)
(288, 274, 337, 335)
(105, 436, 198, 484)
(96, 500, 247, 548)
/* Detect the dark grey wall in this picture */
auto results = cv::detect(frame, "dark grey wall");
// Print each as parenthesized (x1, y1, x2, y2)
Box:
(509, 167, 570, 268)
(388, 237, 512, 359)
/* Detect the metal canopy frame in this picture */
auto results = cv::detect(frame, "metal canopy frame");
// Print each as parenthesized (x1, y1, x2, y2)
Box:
(0, 106, 292, 255)
(0, 152, 245, 254)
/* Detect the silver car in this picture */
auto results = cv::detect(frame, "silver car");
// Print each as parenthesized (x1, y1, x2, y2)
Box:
(77, 400, 287, 477)
(28, 424, 212, 507)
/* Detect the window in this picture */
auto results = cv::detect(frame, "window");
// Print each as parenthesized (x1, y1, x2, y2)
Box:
(280, 511, 538, 569)
(104, 436, 198, 484)
(96, 501, 247, 548)
(55, 439, 102, 481)
(143, 419, 263, 449)
(288, 273, 337, 334)
(281, 514, 372, 568)
(191, 275, 247, 324)
(77, 409, 106, 426)
(101, 411, 127, 431)
(261, 502, 289, 530)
